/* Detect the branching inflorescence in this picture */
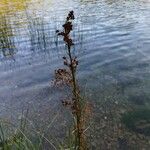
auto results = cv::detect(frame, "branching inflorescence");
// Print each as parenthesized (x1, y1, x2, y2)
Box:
(54, 11, 91, 150)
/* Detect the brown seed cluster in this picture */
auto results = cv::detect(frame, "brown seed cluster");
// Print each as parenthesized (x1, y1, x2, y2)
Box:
(56, 11, 75, 48)
(54, 68, 72, 86)
(61, 97, 79, 115)
(62, 56, 78, 71)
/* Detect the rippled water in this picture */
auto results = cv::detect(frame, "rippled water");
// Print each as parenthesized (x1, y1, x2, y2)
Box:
(0, 0, 150, 148)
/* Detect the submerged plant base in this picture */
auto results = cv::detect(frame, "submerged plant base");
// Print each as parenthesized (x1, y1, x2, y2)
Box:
(122, 108, 150, 136)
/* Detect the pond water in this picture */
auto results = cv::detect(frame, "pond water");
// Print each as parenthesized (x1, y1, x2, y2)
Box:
(0, 0, 150, 148)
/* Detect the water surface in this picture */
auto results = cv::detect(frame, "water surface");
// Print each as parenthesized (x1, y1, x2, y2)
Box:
(0, 0, 150, 148)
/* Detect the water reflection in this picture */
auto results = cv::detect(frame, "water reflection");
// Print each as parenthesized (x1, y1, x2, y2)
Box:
(0, 0, 30, 58)
(0, 15, 16, 58)
(0, 0, 29, 14)
(27, 17, 48, 52)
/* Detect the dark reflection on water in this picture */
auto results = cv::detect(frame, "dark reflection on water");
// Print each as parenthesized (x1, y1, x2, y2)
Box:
(0, 15, 16, 58)
(0, 0, 150, 147)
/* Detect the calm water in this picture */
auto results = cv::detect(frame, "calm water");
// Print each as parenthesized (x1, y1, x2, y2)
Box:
(0, 0, 150, 148)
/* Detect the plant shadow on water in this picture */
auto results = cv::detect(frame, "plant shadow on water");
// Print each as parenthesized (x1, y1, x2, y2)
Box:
(122, 108, 150, 136)
(128, 94, 150, 106)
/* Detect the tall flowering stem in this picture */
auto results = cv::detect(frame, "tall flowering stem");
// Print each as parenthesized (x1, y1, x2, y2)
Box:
(55, 11, 88, 150)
